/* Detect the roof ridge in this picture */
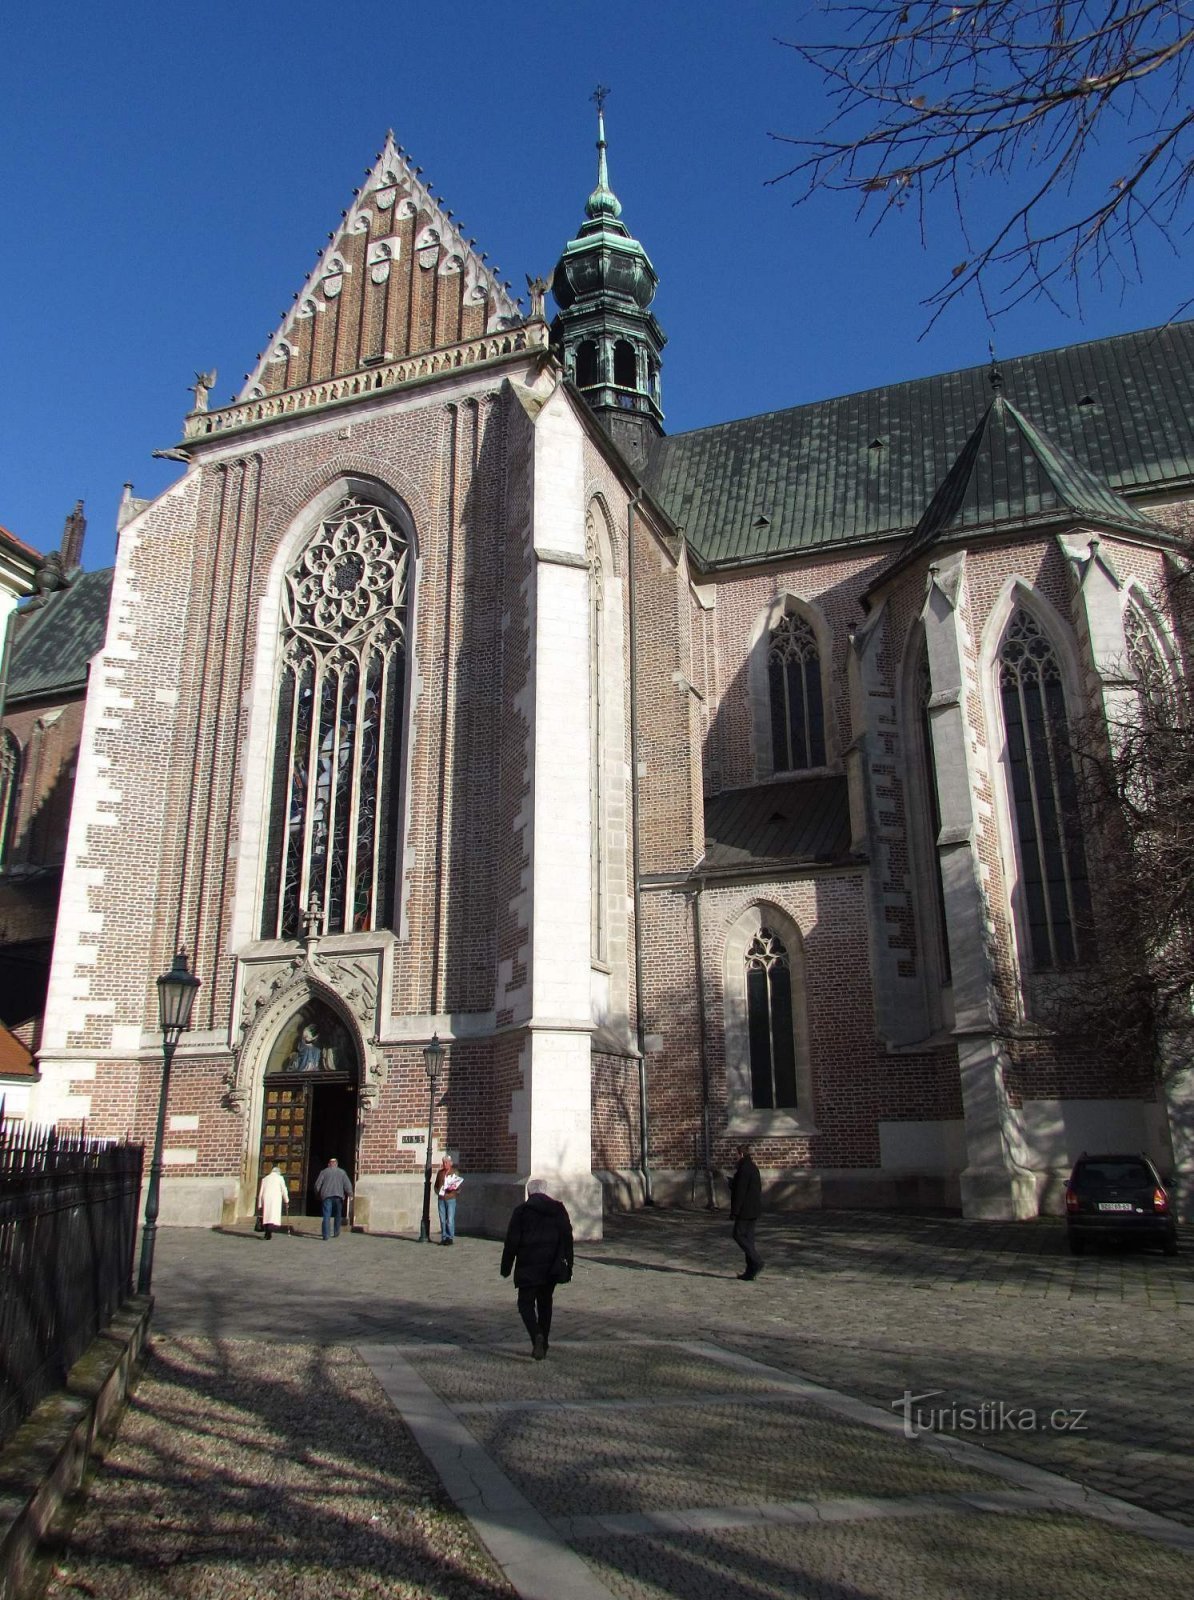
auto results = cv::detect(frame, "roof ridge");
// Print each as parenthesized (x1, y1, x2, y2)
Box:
(659, 318, 1194, 444)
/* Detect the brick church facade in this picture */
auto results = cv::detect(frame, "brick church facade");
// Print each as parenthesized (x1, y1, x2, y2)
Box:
(26, 117, 1194, 1235)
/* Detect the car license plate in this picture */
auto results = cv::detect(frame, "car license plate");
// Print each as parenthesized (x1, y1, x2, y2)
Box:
(1097, 1202, 1134, 1212)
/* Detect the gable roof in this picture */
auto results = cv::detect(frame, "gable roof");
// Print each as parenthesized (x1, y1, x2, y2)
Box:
(642, 322, 1194, 569)
(238, 133, 522, 404)
(7, 568, 114, 702)
(904, 391, 1162, 558)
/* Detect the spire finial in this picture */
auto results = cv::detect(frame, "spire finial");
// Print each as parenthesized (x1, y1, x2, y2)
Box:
(988, 339, 1004, 395)
(585, 85, 621, 220)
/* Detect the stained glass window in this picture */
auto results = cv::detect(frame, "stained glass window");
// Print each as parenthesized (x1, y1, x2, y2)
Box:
(998, 608, 1089, 970)
(261, 497, 409, 939)
(745, 927, 799, 1109)
(768, 612, 826, 771)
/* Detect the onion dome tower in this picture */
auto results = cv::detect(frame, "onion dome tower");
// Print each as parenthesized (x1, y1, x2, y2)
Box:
(550, 99, 666, 471)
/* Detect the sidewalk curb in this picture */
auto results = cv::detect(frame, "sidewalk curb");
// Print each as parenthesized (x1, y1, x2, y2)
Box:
(0, 1296, 152, 1600)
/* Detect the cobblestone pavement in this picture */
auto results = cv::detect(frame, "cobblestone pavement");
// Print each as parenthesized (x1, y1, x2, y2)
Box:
(136, 1207, 1194, 1596)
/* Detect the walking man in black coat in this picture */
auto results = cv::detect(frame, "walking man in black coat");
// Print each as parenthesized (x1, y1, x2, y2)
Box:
(500, 1178, 574, 1359)
(729, 1143, 764, 1280)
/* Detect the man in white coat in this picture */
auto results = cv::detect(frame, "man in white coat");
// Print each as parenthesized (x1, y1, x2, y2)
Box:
(257, 1162, 289, 1240)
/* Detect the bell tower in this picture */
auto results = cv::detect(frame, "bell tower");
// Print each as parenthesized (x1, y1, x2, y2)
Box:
(550, 92, 666, 472)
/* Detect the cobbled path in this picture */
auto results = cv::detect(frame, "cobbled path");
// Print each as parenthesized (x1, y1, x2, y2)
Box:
(49, 1206, 1194, 1598)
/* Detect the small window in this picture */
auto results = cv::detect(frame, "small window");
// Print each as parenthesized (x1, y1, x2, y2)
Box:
(0, 733, 19, 868)
(768, 612, 826, 771)
(745, 927, 799, 1109)
(575, 340, 600, 389)
(613, 339, 637, 388)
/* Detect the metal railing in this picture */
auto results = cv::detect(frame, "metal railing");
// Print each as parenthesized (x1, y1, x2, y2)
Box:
(0, 1107, 143, 1446)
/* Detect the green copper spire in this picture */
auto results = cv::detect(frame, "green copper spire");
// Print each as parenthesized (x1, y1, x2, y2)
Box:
(549, 90, 666, 471)
(586, 108, 623, 221)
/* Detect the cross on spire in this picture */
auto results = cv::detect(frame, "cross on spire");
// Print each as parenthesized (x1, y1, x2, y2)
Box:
(591, 84, 610, 115)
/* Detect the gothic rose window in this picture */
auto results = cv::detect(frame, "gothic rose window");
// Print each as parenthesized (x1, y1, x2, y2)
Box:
(745, 927, 799, 1109)
(261, 497, 409, 939)
(768, 612, 826, 771)
(998, 608, 1089, 970)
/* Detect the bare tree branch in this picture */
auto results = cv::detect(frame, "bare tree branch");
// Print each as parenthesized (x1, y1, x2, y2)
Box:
(772, 1, 1194, 321)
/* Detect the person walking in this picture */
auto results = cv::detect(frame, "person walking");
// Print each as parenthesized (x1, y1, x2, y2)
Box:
(257, 1162, 289, 1240)
(500, 1178, 573, 1359)
(434, 1155, 462, 1245)
(729, 1143, 764, 1280)
(314, 1156, 353, 1240)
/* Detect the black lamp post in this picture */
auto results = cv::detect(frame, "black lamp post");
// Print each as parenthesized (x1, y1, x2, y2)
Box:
(418, 1033, 444, 1242)
(137, 950, 201, 1294)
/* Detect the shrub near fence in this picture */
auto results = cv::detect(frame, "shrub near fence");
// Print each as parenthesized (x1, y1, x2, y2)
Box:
(0, 1108, 144, 1447)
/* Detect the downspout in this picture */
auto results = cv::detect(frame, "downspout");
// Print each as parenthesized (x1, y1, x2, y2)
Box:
(690, 875, 716, 1209)
(627, 493, 653, 1204)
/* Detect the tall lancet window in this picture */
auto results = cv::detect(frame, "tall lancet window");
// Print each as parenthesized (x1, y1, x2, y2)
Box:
(998, 608, 1089, 970)
(768, 611, 826, 771)
(262, 497, 409, 939)
(745, 927, 799, 1109)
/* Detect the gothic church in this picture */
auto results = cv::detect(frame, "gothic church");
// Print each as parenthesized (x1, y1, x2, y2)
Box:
(26, 114, 1194, 1235)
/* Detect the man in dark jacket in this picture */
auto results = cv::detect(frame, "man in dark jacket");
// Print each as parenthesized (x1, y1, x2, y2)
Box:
(500, 1178, 574, 1359)
(729, 1143, 763, 1280)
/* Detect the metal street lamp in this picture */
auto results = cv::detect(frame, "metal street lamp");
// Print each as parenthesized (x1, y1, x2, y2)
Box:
(137, 950, 201, 1294)
(418, 1033, 444, 1242)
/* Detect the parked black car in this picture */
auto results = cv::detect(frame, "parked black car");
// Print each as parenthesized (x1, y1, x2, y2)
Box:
(1065, 1154, 1178, 1256)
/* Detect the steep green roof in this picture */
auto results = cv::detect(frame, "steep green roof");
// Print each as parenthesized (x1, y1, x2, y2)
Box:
(8, 568, 113, 702)
(643, 322, 1194, 568)
(905, 391, 1162, 558)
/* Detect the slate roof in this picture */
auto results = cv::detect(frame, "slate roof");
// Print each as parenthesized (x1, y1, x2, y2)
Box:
(701, 777, 853, 872)
(904, 393, 1162, 559)
(7, 569, 113, 702)
(643, 322, 1194, 569)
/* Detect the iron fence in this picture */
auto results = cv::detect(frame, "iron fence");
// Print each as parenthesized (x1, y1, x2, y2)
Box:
(0, 1106, 144, 1447)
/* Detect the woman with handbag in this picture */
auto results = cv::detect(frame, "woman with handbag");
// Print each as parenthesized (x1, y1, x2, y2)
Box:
(257, 1162, 289, 1240)
(499, 1178, 573, 1359)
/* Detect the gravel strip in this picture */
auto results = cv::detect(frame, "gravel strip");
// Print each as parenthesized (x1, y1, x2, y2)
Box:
(41, 1336, 516, 1600)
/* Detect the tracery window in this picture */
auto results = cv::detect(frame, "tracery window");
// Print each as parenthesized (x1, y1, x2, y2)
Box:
(1124, 600, 1173, 717)
(0, 733, 20, 869)
(745, 927, 799, 1109)
(261, 497, 409, 939)
(768, 611, 826, 771)
(998, 608, 1089, 970)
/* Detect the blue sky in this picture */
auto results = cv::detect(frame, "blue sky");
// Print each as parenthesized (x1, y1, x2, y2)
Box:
(3, 1, 1185, 570)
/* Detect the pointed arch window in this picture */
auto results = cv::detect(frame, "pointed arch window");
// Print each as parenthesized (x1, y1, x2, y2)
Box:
(1124, 600, 1174, 717)
(261, 497, 409, 940)
(998, 608, 1089, 970)
(745, 927, 799, 1109)
(768, 610, 826, 771)
(0, 732, 20, 869)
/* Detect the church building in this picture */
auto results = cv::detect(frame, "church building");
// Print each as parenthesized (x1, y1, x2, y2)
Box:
(26, 114, 1194, 1236)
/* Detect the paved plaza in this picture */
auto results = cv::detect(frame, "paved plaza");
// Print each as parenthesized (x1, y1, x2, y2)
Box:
(46, 1208, 1194, 1597)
